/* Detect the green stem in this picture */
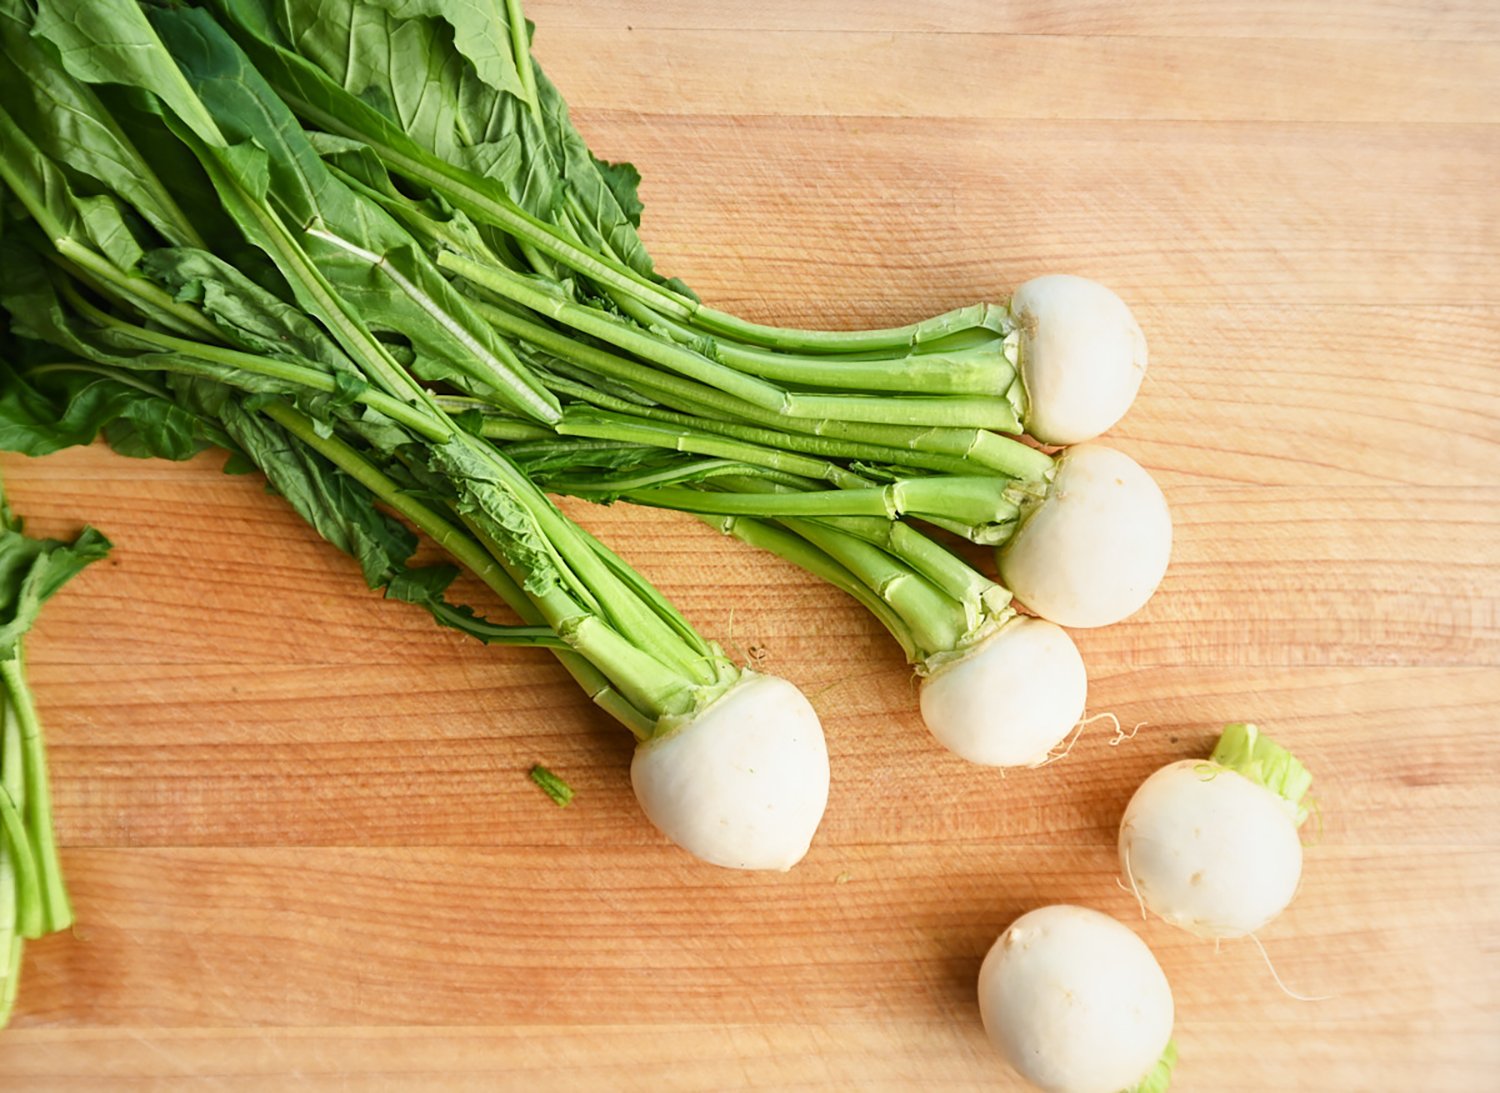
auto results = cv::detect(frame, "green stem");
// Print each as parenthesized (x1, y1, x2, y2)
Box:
(555, 410, 872, 489)
(779, 517, 966, 659)
(264, 403, 681, 732)
(701, 513, 921, 663)
(53, 243, 223, 342)
(611, 292, 1014, 396)
(60, 290, 450, 443)
(445, 254, 1022, 431)
(516, 377, 987, 477)
(473, 297, 1043, 473)
(541, 457, 783, 495)
(686, 299, 1011, 355)
(303, 226, 560, 425)
(503, 0, 544, 125)
(1, 686, 24, 984)
(619, 476, 1017, 531)
(0, 935, 20, 1028)
(1, 654, 70, 935)
(819, 517, 1012, 622)
(709, 478, 1010, 627)
(443, 252, 787, 409)
(0, 787, 41, 941)
(1209, 723, 1314, 826)
(452, 514, 657, 740)
(450, 430, 717, 687)
(570, 522, 723, 675)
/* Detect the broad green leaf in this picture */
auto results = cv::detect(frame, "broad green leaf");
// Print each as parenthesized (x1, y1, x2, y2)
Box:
(368, 0, 531, 104)
(145, 5, 558, 422)
(0, 104, 146, 271)
(0, 359, 209, 461)
(215, 398, 417, 589)
(0, 0, 203, 248)
(144, 247, 358, 374)
(30, 0, 225, 148)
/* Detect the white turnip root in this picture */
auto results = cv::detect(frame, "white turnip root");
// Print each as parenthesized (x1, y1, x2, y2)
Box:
(1011, 275, 1148, 447)
(978, 905, 1177, 1093)
(631, 672, 830, 871)
(918, 616, 1087, 767)
(999, 444, 1171, 629)
(1119, 722, 1313, 939)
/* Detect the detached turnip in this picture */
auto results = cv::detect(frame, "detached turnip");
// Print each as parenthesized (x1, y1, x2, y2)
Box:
(631, 672, 830, 871)
(978, 905, 1177, 1093)
(1119, 723, 1313, 939)
(1010, 274, 1149, 447)
(999, 444, 1172, 629)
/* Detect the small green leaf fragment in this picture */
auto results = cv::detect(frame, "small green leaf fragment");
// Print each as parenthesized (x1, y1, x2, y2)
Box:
(1124, 1038, 1177, 1093)
(528, 764, 573, 808)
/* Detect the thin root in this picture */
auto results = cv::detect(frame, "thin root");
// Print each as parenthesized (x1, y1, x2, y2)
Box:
(1246, 933, 1333, 1003)
(1121, 843, 1148, 921)
(1109, 720, 1147, 747)
(1039, 711, 1120, 766)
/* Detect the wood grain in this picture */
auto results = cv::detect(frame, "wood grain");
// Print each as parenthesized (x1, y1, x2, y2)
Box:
(1, 1, 1497, 1089)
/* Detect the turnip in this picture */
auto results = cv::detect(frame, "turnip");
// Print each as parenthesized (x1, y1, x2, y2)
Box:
(978, 905, 1177, 1093)
(632, 672, 830, 871)
(1010, 275, 1148, 447)
(1119, 723, 1313, 939)
(919, 616, 1087, 768)
(999, 444, 1172, 629)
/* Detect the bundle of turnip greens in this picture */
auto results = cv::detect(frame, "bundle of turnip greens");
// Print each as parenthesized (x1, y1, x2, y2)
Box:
(0, 0, 1171, 873)
(0, 476, 109, 1028)
(1, 0, 841, 884)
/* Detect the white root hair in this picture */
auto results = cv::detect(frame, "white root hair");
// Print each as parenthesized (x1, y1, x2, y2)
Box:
(1246, 933, 1333, 1003)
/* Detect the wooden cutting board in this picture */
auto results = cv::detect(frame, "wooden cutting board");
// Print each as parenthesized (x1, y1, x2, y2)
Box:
(1, 2, 1497, 1088)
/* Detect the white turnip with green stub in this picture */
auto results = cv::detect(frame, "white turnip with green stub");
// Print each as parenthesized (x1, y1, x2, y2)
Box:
(1120, 722, 1313, 939)
(978, 905, 1178, 1093)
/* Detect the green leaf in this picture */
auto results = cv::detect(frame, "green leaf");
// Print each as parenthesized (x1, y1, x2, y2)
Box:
(141, 5, 558, 423)
(0, 0, 204, 248)
(369, 0, 531, 104)
(214, 400, 417, 589)
(589, 154, 644, 228)
(532, 67, 657, 280)
(0, 501, 110, 659)
(143, 247, 358, 374)
(204, 0, 677, 291)
(30, 0, 225, 148)
(0, 361, 212, 461)
(0, 103, 146, 270)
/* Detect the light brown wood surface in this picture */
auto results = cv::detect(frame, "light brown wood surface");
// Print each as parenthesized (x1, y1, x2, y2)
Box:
(2, 1, 1498, 1088)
